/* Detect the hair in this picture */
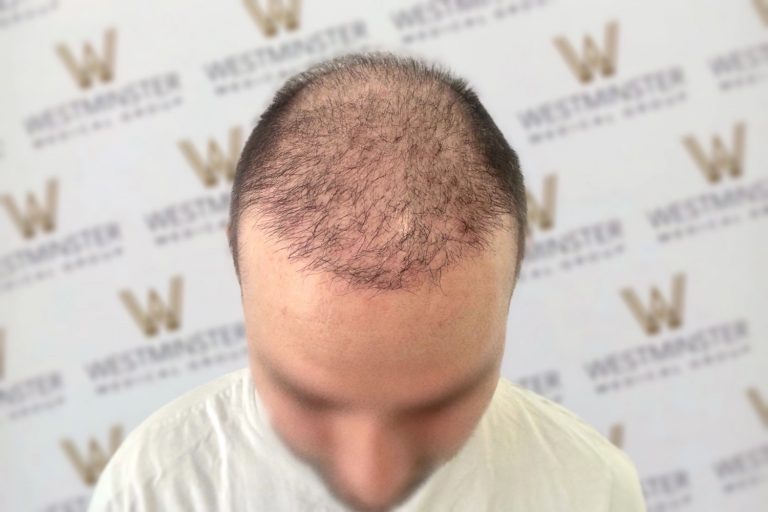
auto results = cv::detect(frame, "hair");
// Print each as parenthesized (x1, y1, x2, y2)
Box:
(228, 51, 527, 295)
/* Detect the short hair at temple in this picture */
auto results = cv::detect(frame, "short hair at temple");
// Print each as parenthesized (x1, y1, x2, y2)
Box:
(228, 51, 527, 294)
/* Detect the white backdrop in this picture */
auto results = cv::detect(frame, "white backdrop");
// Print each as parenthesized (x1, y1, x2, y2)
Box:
(1, 0, 767, 510)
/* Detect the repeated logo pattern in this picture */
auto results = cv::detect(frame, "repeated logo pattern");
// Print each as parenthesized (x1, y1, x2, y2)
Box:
(243, 0, 302, 37)
(620, 273, 685, 336)
(55, 28, 117, 90)
(178, 127, 243, 188)
(118, 276, 184, 337)
(1, 178, 58, 239)
(60, 425, 124, 487)
(0, 1, 766, 510)
(553, 20, 619, 84)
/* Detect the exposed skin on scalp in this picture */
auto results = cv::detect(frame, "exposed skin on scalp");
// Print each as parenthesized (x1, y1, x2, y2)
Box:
(228, 53, 526, 294)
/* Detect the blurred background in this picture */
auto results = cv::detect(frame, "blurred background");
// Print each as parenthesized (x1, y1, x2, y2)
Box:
(1, 0, 767, 510)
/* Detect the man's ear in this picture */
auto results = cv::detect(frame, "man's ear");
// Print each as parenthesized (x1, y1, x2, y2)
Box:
(226, 221, 242, 287)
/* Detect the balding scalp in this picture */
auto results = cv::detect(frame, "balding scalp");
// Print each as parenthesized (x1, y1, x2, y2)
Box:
(229, 52, 526, 292)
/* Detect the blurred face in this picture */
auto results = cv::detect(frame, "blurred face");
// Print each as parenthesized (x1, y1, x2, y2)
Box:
(235, 216, 517, 512)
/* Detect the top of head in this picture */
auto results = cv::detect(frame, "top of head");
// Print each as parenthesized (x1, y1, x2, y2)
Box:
(228, 51, 527, 295)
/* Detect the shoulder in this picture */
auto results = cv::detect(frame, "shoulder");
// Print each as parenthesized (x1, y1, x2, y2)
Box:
(492, 376, 629, 463)
(488, 377, 645, 509)
(121, 366, 250, 440)
(87, 367, 253, 511)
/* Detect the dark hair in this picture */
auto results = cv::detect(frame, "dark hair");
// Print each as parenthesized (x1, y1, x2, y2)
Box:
(228, 51, 526, 294)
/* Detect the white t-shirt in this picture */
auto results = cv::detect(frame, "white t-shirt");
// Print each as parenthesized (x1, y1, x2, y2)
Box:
(88, 367, 646, 511)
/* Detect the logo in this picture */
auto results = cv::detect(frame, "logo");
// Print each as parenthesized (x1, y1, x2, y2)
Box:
(56, 28, 117, 89)
(609, 423, 624, 448)
(554, 20, 619, 84)
(525, 174, 557, 234)
(243, 0, 301, 37)
(1, 178, 58, 240)
(620, 273, 685, 335)
(682, 122, 745, 183)
(61, 425, 124, 486)
(747, 387, 768, 428)
(178, 126, 243, 187)
(755, 0, 768, 25)
(119, 276, 184, 337)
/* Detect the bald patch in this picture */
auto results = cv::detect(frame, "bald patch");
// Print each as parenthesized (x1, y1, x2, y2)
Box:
(231, 53, 525, 293)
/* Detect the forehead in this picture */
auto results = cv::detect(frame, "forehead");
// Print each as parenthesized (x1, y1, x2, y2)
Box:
(247, 293, 502, 413)
(249, 279, 497, 374)
(238, 226, 509, 404)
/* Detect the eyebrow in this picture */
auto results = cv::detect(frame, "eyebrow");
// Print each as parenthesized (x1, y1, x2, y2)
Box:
(261, 353, 496, 414)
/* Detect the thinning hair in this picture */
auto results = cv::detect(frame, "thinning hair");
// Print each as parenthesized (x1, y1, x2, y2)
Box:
(228, 51, 527, 294)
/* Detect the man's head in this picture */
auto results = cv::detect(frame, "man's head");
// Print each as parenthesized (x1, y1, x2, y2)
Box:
(227, 52, 527, 511)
